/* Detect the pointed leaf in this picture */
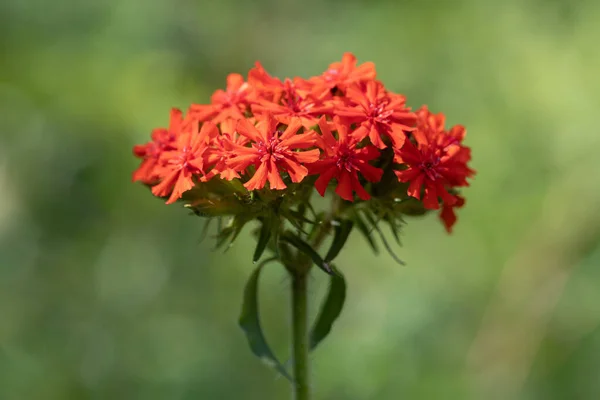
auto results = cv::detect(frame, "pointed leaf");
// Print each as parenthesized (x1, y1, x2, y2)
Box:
(226, 215, 251, 251)
(198, 218, 213, 244)
(362, 210, 405, 266)
(297, 204, 307, 229)
(239, 258, 292, 381)
(253, 218, 273, 263)
(281, 232, 332, 275)
(214, 225, 234, 250)
(307, 212, 326, 243)
(325, 220, 353, 263)
(389, 219, 401, 245)
(353, 210, 379, 254)
(287, 209, 316, 226)
(281, 209, 310, 235)
(309, 266, 346, 350)
(305, 202, 318, 220)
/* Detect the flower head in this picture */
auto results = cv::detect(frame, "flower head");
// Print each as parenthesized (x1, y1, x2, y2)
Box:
(189, 73, 254, 123)
(132, 54, 475, 235)
(151, 119, 217, 204)
(251, 77, 332, 128)
(336, 80, 416, 148)
(227, 114, 320, 190)
(132, 108, 183, 183)
(394, 106, 474, 210)
(203, 119, 248, 181)
(309, 117, 383, 201)
(311, 52, 376, 96)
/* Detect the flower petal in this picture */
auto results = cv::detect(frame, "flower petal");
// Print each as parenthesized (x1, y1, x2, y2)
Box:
(244, 162, 269, 190)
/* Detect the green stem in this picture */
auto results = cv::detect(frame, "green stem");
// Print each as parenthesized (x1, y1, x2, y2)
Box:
(289, 206, 335, 399)
(291, 269, 310, 400)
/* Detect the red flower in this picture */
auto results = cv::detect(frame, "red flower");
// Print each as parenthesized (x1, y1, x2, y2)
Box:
(247, 62, 286, 100)
(394, 107, 474, 209)
(248, 63, 329, 127)
(227, 115, 320, 190)
(204, 119, 248, 181)
(310, 52, 376, 96)
(335, 80, 416, 149)
(132, 108, 182, 183)
(309, 117, 383, 201)
(439, 195, 465, 233)
(251, 78, 333, 128)
(151, 120, 218, 204)
(189, 73, 253, 123)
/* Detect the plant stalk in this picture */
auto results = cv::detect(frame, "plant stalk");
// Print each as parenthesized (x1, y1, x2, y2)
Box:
(289, 208, 334, 399)
(291, 268, 310, 400)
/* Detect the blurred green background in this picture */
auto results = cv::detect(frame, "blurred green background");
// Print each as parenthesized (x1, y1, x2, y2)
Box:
(2, 0, 600, 399)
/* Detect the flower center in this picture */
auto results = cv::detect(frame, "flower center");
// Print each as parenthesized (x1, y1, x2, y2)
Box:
(170, 145, 205, 173)
(257, 135, 289, 163)
(420, 157, 441, 180)
(368, 101, 392, 121)
(336, 145, 356, 172)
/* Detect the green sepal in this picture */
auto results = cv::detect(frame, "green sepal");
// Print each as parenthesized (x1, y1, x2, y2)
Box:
(238, 258, 292, 381)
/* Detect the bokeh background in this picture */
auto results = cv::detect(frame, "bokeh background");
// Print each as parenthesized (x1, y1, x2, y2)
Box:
(2, 0, 600, 399)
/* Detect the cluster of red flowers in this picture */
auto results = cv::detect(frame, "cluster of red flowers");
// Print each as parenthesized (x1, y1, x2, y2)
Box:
(133, 53, 474, 232)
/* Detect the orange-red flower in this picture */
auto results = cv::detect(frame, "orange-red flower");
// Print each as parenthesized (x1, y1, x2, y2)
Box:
(247, 62, 286, 100)
(131, 55, 475, 234)
(310, 52, 376, 96)
(309, 117, 383, 201)
(248, 63, 330, 127)
(227, 115, 320, 190)
(132, 108, 184, 183)
(440, 195, 465, 233)
(151, 120, 218, 204)
(335, 80, 416, 149)
(204, 119, 248, 181)
(189, 73, 254, 123)
(251, 78, 332, 127)
(394, 107, 474, 209)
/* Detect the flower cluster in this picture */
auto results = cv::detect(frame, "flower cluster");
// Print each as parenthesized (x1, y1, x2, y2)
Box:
(133, 53, 474, 232)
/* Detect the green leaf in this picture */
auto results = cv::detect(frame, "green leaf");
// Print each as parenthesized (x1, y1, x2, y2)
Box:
(362, 210, 405, 266)
(198, 218, 213, 244)
(325, 220, 353, 263)
(228, 216, 251, 249)
(281, 209, 310, 235)
(280, 232, 332, 275)
(387, 216, 404, 245)
(306, 212, 326, 243)
(287, 209, 316, 226)
(309, 266, 346, 350)
(253, 218, 273, 263)
(353, 210, 379, 254)
(214, 225, 234, 250)
(297, 204, 307, 227)
(214, 216, 250, 252)
(239, 258, 292, 381)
